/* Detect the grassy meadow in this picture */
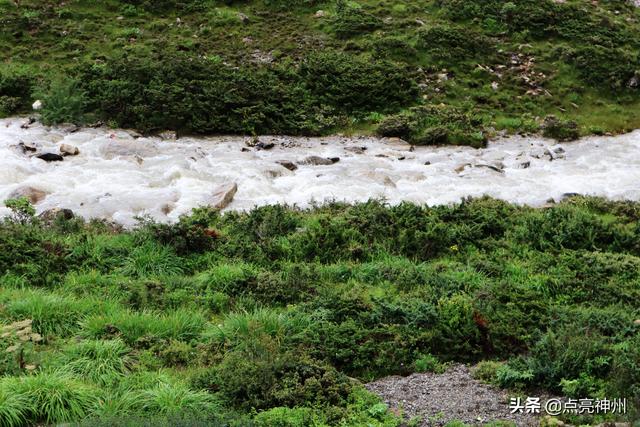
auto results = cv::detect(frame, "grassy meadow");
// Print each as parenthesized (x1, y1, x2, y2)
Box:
(1, 0, 640, 143)
(0, 196, 639, 425)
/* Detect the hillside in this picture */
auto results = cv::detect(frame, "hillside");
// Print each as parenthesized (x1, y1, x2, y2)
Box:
(2, 0, 640, 144)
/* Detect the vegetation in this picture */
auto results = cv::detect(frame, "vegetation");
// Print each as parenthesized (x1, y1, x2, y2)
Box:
(1, 0, 640, 142)
(0, 196, 638, 424)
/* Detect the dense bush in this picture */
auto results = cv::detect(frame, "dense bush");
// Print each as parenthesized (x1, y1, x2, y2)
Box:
(79, 53, 416, 134)
(541, 115, 579, 141)
(377, 105, 487, 147)
(416, 25, 491, 62)
(332, 0, 382, 39)
(0, 64, 36, 116)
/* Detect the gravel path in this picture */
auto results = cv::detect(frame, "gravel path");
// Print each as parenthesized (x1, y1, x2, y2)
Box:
(366, 364, 540, 426)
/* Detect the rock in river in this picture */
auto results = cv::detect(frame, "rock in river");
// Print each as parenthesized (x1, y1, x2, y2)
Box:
(37, 153, 64, 162)
(60, 144, 80, 156)
(210, 183, 238, 209)
(302, 156, 340, 166)
(7, 186, 49, 204)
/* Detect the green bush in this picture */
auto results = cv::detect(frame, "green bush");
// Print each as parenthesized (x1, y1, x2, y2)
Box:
(333, 0, 382, 39)
(416, 25, 491, 61)
(39, 78, 86, 125)
(0, 64, 35, 116)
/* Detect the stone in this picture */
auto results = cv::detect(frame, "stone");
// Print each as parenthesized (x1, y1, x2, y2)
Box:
(302, 156, 336, 166)
(159, 131, 177, 140)
(634, 319, 640, 325)
(344, 146, 366, 154)
(238, 13, 250, 24)
(58, 123, 79, 133)
(7, 186, 48, 204)
(314, 10, 326, 18)
(100, 140, 159, 159)
(37, 153, 64, 162)
(276, 160, 298, 171)
(209, 183, 238, 210)
(475, 164, 504, 174)
(38, 208, 74, 223)
(60, 144, 80, 156)
(21, 117, 36, 129)
(32, 100, 43, 110)
(256, 141, 274, 150)
(17, 142, 37, 153)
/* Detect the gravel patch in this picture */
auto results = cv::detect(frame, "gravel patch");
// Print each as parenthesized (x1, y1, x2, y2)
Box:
(366, 364, 540, 426)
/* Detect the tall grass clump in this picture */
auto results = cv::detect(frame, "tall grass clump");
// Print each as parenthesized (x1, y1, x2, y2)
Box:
(81, 309, 206, 345)
(0, 386, 32, 427)
(55, 339, 134, 386)
(137, 382, 219, 416)
(120, 243, 184, 278)
(2, 371, 98, 424)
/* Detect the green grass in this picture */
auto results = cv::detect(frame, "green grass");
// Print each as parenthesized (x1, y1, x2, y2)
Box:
(3, 197, 640, 423)
(1, 0, 639, 142)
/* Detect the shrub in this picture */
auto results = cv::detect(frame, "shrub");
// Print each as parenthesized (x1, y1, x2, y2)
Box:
(416, 25, 491, 62)
(0, 64, 35, 116)
(299, 52, 418, 114)
(569, 46, 639, 90)
(333, 0, 382, 39)
(377, 105, 487, 147)
(541, 115, 579, 141)
(39, 78, 86, 125)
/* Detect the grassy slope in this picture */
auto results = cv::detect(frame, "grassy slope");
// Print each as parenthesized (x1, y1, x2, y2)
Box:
(1, 0, 640, 139)
(0, 197, 639, 425)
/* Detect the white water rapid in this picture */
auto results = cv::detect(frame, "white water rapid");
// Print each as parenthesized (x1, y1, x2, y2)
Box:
(1, 117, 639, 227)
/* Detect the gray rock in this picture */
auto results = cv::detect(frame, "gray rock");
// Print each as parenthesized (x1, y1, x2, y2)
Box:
(39, 208, 75, 223)
(37, 153, 64, 162)
(209, 183, 238, 210)
(302, 156, 337, 166)
(60, 144, 80, 156)
(7, 187, 48, 204)
(238, 12, 250, 24)
(276, 160, 298, 171)
(100, 140, 159, 159)
(344, 146, 367, 154)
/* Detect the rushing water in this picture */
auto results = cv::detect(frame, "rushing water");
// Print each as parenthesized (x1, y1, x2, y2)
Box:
(1, 117, 639, 226)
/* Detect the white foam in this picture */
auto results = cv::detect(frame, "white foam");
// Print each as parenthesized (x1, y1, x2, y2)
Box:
(1, 117, 639, 227)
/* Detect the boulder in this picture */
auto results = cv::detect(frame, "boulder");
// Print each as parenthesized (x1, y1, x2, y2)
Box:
(256, 141, 275, 150)
(344, 146, 366, 154)
(37, 153, 64, 162)
(60, 144, 80, 156)
(209, 183, 238, 210)
(7, 187, 48, 204)
(276, 160, 298, 171)
(32, 100, 43, 110)
(302, 156, 336, 166)
(100, 140, 159, 159)
(16, 142, 37, 154)
(39, 208, 74, 223)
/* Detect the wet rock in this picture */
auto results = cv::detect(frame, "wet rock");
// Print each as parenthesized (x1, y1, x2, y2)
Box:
(276, 160, 298, 171)
(454, 163, 471, 173)
(256, 141, 274, 150)
(424, 161, 431, 166)
(344, 146, 366, 154)
(475, 164, 504, 174)
(209, 182, 238, 210)
(37, 153, 64, 162)
(520, 161, 531, 169)
(39, 208, 74, 223)
(302, 156, 337, 166)
(16, 142, 37, 154)
(21, 117, 36, 129)
(159, 131, 177, 140)
(60, 144, 80, 156)
(560, 192, 581, 201)
(58, 123, 79, 133)
(241, 147, 250, 152)
(7, 186, 48, 204)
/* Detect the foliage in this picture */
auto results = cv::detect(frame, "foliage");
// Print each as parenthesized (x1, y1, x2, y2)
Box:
(0, 198, 639, 422)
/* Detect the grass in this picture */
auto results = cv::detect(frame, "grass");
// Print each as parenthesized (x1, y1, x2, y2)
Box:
(1, 199, 640, 423)
(0, 0, 639, 142)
